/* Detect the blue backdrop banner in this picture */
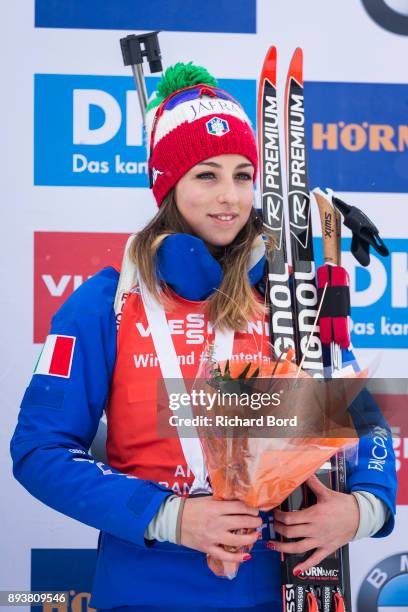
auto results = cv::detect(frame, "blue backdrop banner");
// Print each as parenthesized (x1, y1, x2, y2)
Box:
(34, 75, 408, 193)
(31, 549, 97, 612)
(305, 82, 408, 193)
(34, 74, 256, 187)
(35, 0, 257, 33)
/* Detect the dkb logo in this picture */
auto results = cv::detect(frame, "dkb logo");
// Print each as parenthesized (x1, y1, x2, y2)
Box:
(34, 75, 256, 187)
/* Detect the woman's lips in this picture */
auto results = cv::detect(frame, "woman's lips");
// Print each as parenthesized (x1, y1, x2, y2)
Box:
(208, 213, 238, 226)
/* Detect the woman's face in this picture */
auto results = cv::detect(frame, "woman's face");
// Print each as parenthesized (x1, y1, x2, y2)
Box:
(174, 154, 255, 248)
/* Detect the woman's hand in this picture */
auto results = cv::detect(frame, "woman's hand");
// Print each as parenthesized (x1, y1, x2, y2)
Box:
(268, 475, 360, 576)
(180, 496, 262, 563)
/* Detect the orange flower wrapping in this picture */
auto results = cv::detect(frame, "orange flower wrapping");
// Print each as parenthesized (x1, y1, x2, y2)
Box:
(195, 351, 362, 579)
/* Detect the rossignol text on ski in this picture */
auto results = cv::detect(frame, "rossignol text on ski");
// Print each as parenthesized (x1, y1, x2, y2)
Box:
(258, 46, 350, 612)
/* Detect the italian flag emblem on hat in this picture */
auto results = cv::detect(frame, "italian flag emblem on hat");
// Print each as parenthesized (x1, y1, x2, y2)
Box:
(34, 334, 76, 378)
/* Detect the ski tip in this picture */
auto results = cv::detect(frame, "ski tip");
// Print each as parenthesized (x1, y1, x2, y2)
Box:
(266, 45, 277, 65)
(288, 47, 303, 86)
(261, 46, 277, 83)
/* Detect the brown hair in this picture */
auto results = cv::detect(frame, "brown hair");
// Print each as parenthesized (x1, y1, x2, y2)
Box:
(131, 190, 271, 331)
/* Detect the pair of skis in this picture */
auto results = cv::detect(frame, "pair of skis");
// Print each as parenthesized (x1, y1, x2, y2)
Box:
(257, 48, 350, 611)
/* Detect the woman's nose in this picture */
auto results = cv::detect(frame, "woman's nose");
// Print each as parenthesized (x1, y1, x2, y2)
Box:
(216, 184, 239, 206)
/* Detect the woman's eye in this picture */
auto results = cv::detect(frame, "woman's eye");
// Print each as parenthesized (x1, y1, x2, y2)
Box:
(196, 172, 215, 180)
(236, 172, 252, 181)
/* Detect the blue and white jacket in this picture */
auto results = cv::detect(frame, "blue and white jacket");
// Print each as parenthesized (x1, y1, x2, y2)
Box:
(10, 251, 397, 609)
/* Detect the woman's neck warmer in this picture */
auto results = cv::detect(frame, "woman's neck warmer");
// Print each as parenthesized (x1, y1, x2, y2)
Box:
(156, 233, 266, 301)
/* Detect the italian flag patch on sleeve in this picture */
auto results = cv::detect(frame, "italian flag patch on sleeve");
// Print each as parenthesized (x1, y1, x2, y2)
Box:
(34, 335, 76, 378)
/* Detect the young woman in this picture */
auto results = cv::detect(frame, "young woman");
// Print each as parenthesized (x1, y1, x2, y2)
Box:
(11, 63, 397, 611)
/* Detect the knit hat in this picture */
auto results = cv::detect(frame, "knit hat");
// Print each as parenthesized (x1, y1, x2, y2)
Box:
(146, 62, 258, 206)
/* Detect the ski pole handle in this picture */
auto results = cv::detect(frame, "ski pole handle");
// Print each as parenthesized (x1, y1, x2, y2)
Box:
(313, 187, 338, 265)
(120, 31, 163, 127)
(312, 188, 351, 350)
(334, 204, 342, 266)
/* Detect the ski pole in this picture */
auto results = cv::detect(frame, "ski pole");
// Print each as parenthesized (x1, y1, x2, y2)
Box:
(119, 31, 163, 128)
(313, 187, 354, 611)
(313, 188, 351, 361)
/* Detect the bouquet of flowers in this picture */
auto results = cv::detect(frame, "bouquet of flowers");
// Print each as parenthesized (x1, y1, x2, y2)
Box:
(192, 345, 365, 579)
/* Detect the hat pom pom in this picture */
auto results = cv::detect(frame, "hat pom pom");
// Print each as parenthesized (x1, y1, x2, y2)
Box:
(146, 62, 218, 112)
